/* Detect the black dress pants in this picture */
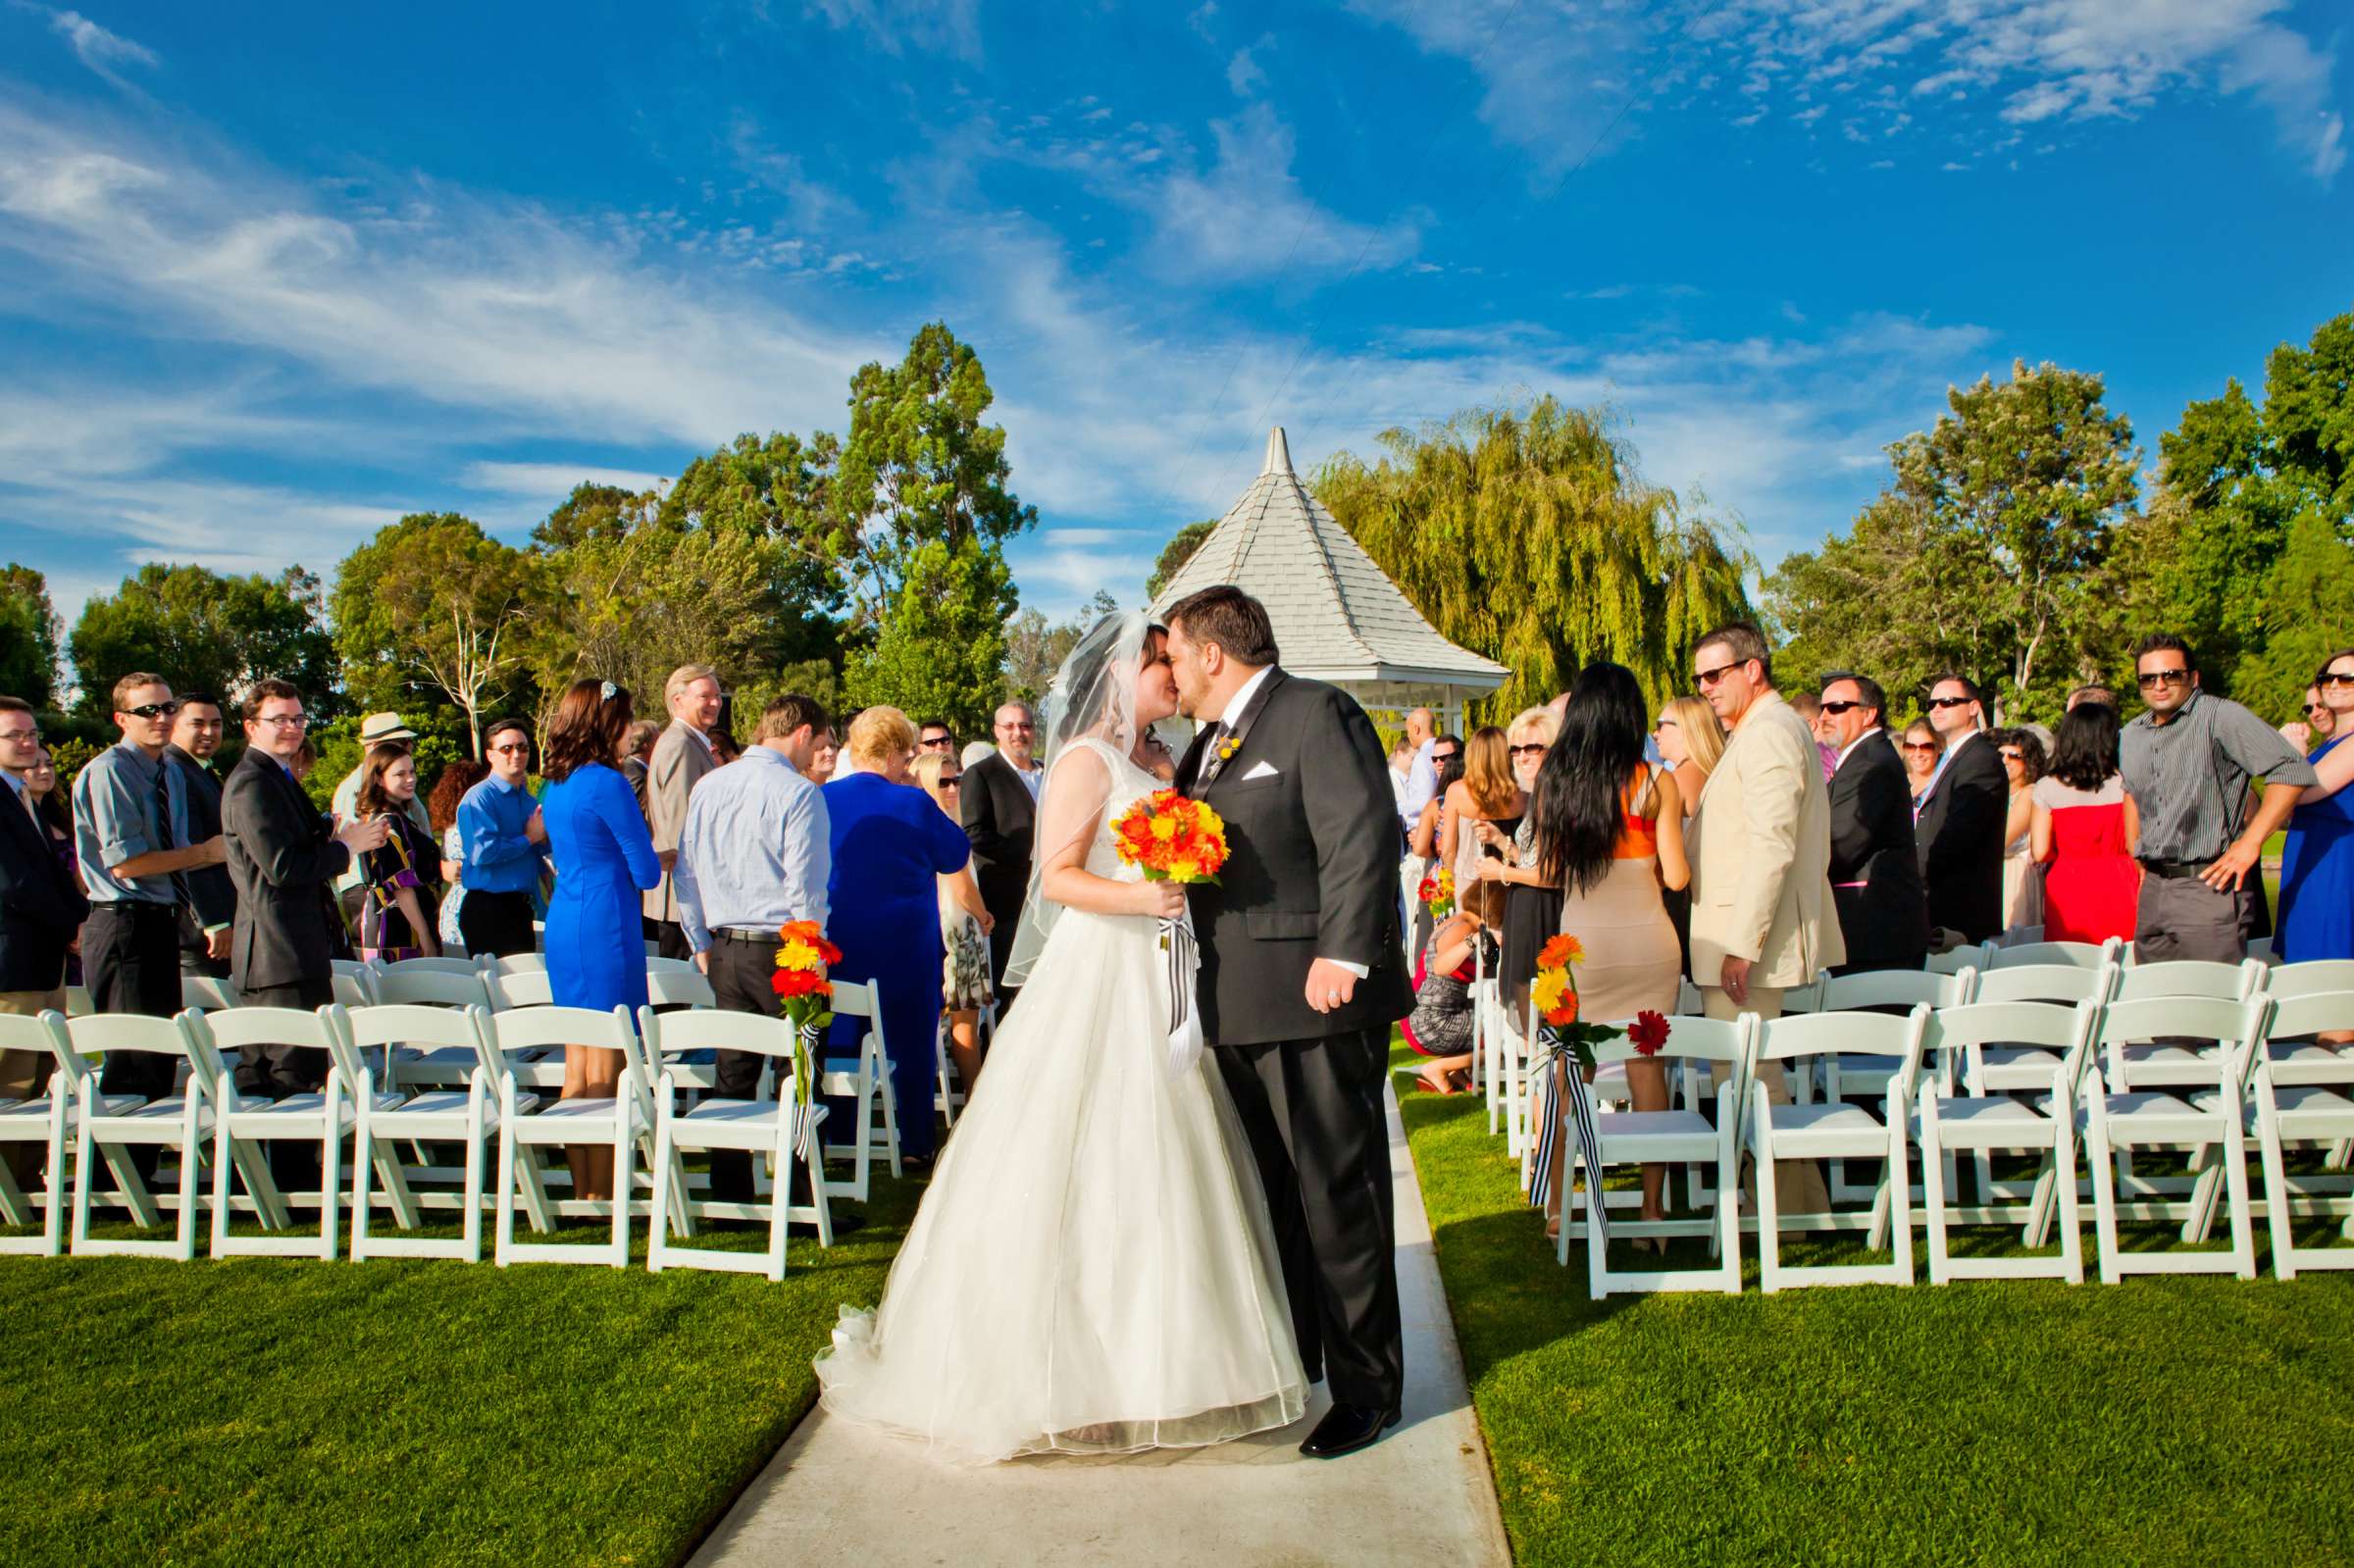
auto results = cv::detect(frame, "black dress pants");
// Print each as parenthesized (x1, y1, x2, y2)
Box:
(458, 889, 537, 959)
(1213, 1026, 1404, 1413)
(707, 935, 793, 1205)
(85, 901, 186, 1186)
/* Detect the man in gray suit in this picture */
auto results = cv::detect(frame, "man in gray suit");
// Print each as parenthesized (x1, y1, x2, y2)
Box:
(642, 663, 723, 960)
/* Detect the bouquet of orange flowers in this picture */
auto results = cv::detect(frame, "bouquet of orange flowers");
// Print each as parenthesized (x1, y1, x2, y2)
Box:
(1111, 789, 1229, 885)
(1416, 867, 1456, 920)
(771, 919, 843, 1142)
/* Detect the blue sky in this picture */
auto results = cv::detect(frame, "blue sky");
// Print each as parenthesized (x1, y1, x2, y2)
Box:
(2, 0, 2348, 634)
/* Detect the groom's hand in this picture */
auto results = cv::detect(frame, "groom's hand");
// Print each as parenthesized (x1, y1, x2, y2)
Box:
(1305, 958, 1359, 1015)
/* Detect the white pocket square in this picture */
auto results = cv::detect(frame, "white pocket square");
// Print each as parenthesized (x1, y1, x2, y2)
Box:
(1240, 760, 1280, 781)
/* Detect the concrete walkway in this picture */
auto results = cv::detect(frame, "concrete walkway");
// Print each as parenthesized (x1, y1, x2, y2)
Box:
(694, 1085, 1510, 1568)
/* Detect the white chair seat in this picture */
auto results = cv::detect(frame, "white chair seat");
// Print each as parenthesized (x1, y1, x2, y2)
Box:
(2117, 1043, 2222, 1087)
(2265, 1085, 2354, 1137)
(515, 1096, 639, 1133)
(1913, 1094, 2061, 1148)
(2092, 1090, 2213, 1143)
(0, 1092, 141, 1123)
(88, 1097, 215, 1135)
(222, 1090, 401, 1130)
(1763, 1100, 1892, 1157)
(1827, 1052, 1905, 1087)
(1593, 1108, 1719, 1161)
(673, 1096, 803, 1152)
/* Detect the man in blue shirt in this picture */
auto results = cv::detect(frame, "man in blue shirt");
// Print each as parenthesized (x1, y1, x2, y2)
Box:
(675, 693, 835, 1212)
(455, 717, 549, 958)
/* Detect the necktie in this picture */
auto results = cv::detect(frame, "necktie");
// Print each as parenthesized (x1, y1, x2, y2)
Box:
(155, 760, 187, 909)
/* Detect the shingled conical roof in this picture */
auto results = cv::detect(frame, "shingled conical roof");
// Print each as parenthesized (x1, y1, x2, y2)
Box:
(1151, 429, 1509, 690)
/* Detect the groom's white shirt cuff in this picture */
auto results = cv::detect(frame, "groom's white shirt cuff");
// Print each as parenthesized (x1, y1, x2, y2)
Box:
(1323, 958, 1369, 978)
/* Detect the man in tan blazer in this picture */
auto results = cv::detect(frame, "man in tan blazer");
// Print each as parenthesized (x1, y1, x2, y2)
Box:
(1686, 621, 1845, 1213)
(643, 663, 724, 959)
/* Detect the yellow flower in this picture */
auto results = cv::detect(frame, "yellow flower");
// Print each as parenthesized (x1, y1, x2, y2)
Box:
(1168, 859, 1199, 882)
(1528, 969, 1569, 1015)
(1151, 816, 1179, 841)
(778, 938, 820, 970)
(1199, 805, 1223, 834)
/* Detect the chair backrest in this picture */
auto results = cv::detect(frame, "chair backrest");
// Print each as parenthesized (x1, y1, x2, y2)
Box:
(2112, 959, 2263, 1004)
(645, 956, 700, 978)
(317, 1003, 372, 1093)
(1927, 999, 2101, 1092)
(378, 956, 483, 981)
(486, 968, 555, 1011)
(180, 975, 240, 1012)
(2096, 994, 2270, 1091)
(2263, 961, 2354, 1001)
(484, 952, 547, 977)
(2000, 924, 2045, 945)
(331, 970, 377, 1009)
(2259, 990, 2354, 1045)
(2248, 936, 2276, 965)
(828, 977, 884, 1038)
(1968, 962, 2119, 1007)
(64, 1011, 223, 1095)
(1818, 968, 1970, 1013)
(372, 968, 494, 1011)
(65, 986, 95, 1017)
(1774, 975, 1830, 1014)
(1987, 937, 2118, 971)
(186, 1007, 339, 1099)
(643, 969, 715, 1009)
(1673, 978, 1704, 1016)
(491, 1005, 652, 1118)
(1926, 942, 1995, 976)
(341, 1001, 505, 1083)
(0, 1010, 78, 1094)
(1756, 1006, 1934, 1105)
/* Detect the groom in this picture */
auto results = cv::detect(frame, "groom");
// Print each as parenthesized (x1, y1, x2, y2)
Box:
(1166, 585, 1413, 1459)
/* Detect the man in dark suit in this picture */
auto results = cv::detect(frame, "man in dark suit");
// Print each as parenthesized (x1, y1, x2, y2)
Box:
(166, 694, 236, 980)
(1816, 673, 1928, 973)
(960, 700, 1041, 1009)
(1913, 673, 2008, 944)
(1167, 586, 1413, 1460)
(221, 680, 384, 1095)
(0, 696, 89, 1183)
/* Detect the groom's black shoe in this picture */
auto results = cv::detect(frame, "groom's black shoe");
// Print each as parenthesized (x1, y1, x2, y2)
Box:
(1299, 1402, 1401, 1459)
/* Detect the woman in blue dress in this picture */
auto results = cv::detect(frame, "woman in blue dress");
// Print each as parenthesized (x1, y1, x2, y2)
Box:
(539, 679, 662, 1201)
(2278, 647, 2354, 973)
(824, 706, 972, 1167)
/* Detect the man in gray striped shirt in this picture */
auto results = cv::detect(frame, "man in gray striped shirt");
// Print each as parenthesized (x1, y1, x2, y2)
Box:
(2120, 633, 2316, 964)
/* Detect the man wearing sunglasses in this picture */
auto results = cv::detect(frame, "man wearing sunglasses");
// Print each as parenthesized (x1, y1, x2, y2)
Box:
(1816, 673, 1926, 975)
(71, 674, 230, 1111)
(2120, 632, 2313, 965)
(1912, 674, 2008, 946)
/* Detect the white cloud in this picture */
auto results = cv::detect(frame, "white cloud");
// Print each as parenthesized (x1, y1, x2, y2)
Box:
(800, 0, 981, 64)
(1140, 102, 1417, 279)
(460, 462, 671, 496)
(43, 8, 158, 85)
(1226, 37, 1269, 97)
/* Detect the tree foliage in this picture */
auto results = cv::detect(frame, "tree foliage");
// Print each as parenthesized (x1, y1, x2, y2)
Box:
(69, 563, 336, 715)
(1145, 521, 1215, 602)
(1315, 398, 1754, 722)
(1003, 589, 1118, 704)
(330, 515, 538, 755)
(0, 563, 61, 709)
(845, 538, 1020, 735)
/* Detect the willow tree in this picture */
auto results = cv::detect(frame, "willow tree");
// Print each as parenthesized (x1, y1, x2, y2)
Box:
(1315, 397, 1753, 722)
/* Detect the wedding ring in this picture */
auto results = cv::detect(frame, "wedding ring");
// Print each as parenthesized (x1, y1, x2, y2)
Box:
(1326, 989, 1341, 1003)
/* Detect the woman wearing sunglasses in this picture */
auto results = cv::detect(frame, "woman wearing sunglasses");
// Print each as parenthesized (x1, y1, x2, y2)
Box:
(1900, 721, 1943, 815)
(913, 750, 995, 1094)
(2277, 648, 2354, 975)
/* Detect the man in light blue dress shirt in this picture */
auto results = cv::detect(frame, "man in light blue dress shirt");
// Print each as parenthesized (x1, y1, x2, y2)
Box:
(454, 718, 549, 957)
(674, 694, 835, 1211)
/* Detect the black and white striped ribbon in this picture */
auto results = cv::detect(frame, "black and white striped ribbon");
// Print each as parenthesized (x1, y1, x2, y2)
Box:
(1160, 911, 1204, 1080)
(794, 1021, 821, 1159)
(1527, 1030, 1608, 1253)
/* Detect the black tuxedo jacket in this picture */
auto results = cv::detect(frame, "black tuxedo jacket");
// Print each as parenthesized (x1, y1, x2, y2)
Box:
(960, 749, 1038, 982)
(167, 744, 237, 953)
(1826, 732, 1928, 971)
(1913, 730, 2008, 944)
(222, 748, 351, 993)
(1175, 669, 1412, 1046)
(0, 785, 87, 991)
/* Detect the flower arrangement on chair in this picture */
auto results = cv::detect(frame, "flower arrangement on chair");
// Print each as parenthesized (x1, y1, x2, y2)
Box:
(772, 919, 843, 1149)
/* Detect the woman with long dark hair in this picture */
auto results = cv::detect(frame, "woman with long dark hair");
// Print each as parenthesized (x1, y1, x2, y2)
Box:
(429, 758, 490, 953)
(539, 679, 661, 1202)
(2029, 702, 2138, 945)
(1525, 662, 1688, 1237)
(353, 742, 442, 961)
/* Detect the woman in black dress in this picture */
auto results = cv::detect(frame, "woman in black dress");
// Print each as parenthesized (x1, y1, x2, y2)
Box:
(1473, 705, 1561, 1022)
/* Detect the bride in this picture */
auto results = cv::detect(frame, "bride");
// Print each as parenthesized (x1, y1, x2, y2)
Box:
(813, 611, 1306, 1463)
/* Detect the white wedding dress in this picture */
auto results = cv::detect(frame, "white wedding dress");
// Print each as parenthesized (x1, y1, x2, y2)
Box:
(814, 739, 1307, 1463)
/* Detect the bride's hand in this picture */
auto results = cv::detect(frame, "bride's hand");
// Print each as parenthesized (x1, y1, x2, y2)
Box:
(1130, 880, 1187, 919)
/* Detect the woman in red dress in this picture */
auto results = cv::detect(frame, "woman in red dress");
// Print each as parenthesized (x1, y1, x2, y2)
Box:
(2029, 702, 2140, 945)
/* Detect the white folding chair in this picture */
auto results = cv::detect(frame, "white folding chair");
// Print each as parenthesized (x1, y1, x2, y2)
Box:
(640, 1007, 831, 1279)
(820, 980, 901, 1203)
(192, 1007, 374, 1260)
(0, 1010, 110, 1254)
(1926, 942, 1995, 977)
(180, 975, 239, 1012)
(1805, 969, 1971, 1204)
(1561, 1014, 1755, 1296)
(373, 968, 500, 1091)
(485, 967, 555, 1012)
(492, 1005, 646, 1268)
(1961, 962, 2122, 1200)
(645, 956, 701, 979)
(2247, 990, 2354, 1279)
(66, 1011, 227, 1259)
(2111, 958, 2265, 1007)
(378, 956, 484, 981)
(1749, 1007, 1930, 1291)
(2262, 961, 2354, 1001)
(341, 1003, 545, 1259)
(1915, 1000, 2099, 1284)
(484, 952, 548, 976)
(644, 968, 716, 1009)
(2080, 994, 2265, 1283)
(1987, 938, 2121, 971)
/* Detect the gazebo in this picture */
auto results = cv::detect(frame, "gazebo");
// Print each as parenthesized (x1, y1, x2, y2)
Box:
(1151, 428, 1509, 735)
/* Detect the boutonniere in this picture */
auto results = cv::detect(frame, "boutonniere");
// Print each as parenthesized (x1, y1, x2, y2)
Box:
(1216, 736, 1242, 763)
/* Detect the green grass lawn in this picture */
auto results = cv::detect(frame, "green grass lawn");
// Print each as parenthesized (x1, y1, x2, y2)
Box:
(0, 1177, 919, 1567)
(1395, 1043, 2354, 1566)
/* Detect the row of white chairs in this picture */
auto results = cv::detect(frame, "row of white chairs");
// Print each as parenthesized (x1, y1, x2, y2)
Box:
(1549, 983, 2354, 1297)
(0, 986, 908, 1281)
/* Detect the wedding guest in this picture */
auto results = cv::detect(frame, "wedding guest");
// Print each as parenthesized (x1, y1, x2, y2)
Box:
(913, 751, 995, 1097)
(1403, 880, 1502, 1096)
(2068, 685, 2120, 712)
(1526, 663, 1687, 1235)
(1440, 726, 1522, 910)
(331, 712, 431, 931)
(455, 719, 550, 959)
(2121, 633, 2313, 964)
(2277, 647, 2354, 970)
(1817, 673, 1927, 975)
(1473, 706, 1561, 1019)
(1914, 675, 2007, 944)
(223, 681, 385, 1101)
(1655, 694, 1723, 816)
(917, 718, 957, 758)
(1789, 692, 1838, 782)
(429, 759, 488, 954)
(24, 747, 81, 989)
(0, 699, 86, 1181)
(1387, 737, 1415, 815)
(2031, 703, 2140, 945)
(1993, 727, 2047, 941)
(2282, 685, 2333, 754)
(166, 693, 234, 980)
(1407, 734, 1462, 958)
(539, 680, 661, 1203)
(643, 663, 724, 960)
(826, 706, 971, 1168)
(962, 699, 1041, 1012)
(1901, 720, 1943, 810)
(957, 740, 994, 772)
(1396, 706, 1440, 834)
(1684, 622, 1841, 1214)
(621, 718, 661, 820)
(352, 743, 442, 962)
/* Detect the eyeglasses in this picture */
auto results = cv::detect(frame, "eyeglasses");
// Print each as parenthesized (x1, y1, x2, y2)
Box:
(122, 701, 179, 720)
(1694, 661, 1743, 688)
(0, 726, 38, 743)
(920, 735, 953, 748)
(1900, 741, 1938, 753)
(940, 775, 963, 787)
(1817, 700, 1868, 716)
(252, 713, 308, 729)
(488, 742, 530, 756)
(2306, 702, 2331, 715)
(2320, 671, 2354, 688)
(1925, 695, 1973, 710)
(1655, 717, 1678, 730)
(1508, 743, 1547, 758)
(1430, 750, 1458, 765)
(2137, 668, 2191, 688)
(998, 721, 1035, 732)
(1999, 749, 2023, 762)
